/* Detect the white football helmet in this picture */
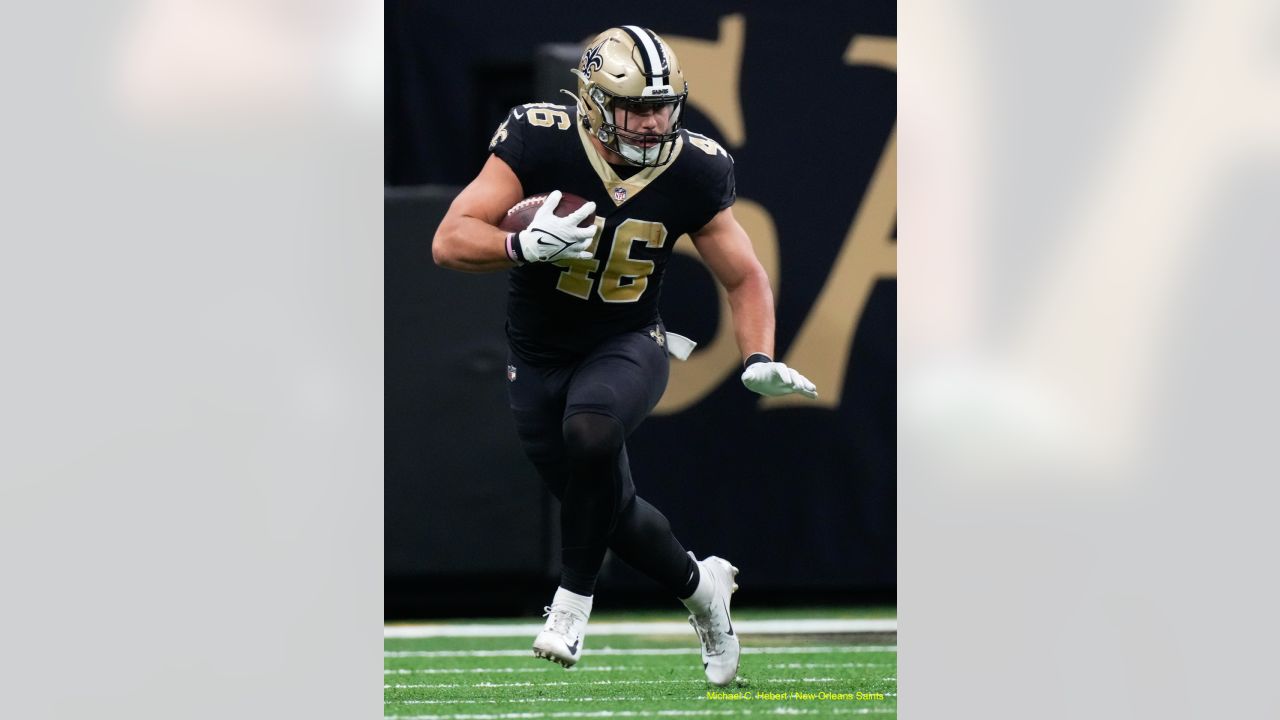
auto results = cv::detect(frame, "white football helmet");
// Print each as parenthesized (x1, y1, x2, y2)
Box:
(570, 26, 688, 167)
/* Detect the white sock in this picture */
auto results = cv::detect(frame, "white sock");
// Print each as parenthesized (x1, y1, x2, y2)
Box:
(680, 561, 714, 615)
(551, 586, 593, 618)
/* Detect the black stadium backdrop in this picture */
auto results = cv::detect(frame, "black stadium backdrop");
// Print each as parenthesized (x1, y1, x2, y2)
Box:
(386, 1, 896, 617)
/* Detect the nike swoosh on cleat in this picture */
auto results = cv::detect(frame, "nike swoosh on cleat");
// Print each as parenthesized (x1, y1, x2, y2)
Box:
(567, 638, 580, 655)
(722, 599, 735, 636)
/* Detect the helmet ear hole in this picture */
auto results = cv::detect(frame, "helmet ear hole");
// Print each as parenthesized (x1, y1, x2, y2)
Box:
(588, 87, 613, 135)
(590, 87, 608, 110)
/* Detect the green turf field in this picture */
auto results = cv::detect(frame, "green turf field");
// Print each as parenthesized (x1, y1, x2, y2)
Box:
(385, 609, 897, 718)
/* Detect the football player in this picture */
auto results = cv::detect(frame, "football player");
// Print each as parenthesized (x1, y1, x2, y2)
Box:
(432, 26, 818, 687)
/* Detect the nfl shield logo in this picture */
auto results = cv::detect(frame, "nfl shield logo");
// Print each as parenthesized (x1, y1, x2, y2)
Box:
(613, 186, 627, 203)
(506, 365, 517, 382)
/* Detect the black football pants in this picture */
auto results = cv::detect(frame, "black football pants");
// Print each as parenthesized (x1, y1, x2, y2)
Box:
(507, 323, 699, 599)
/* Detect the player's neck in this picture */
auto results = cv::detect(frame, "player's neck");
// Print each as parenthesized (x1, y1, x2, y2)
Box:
(588, 135, 633, 168)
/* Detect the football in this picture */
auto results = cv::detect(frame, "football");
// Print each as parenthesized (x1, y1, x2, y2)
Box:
(499, 192, 596, 233)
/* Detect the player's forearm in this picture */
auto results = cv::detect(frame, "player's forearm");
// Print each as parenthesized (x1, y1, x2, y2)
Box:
(432, 215, 516, 273)
(724, 267, 775, 362)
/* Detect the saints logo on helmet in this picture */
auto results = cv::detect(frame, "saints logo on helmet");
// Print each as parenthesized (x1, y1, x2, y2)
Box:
(580, 40, 606, 76)
(569, 26, 688, 168)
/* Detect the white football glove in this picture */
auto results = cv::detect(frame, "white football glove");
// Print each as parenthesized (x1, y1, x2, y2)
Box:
(516, 190, 597, 263)
(741, 360, 818, 399)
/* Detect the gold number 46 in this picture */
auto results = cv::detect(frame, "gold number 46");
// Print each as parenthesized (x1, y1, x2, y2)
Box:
(554, 218, 668, 303)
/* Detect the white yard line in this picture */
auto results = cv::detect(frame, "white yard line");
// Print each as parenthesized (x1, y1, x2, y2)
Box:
(763, 663, 896, 670)
(386, 619, 895, 639)
(386, 667, 555, 675)
(385, 663, 896, 675)
(386, 646, 895, 659)
(385, 709, 896, 719)
(387, 697, 654, 705)
(383, 666, 705, 675)
(387, 678, 841, 689)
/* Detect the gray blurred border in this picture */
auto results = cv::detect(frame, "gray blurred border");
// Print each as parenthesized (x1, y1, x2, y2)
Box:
(4, 0, 1279, 716)
(901, 0, 1280, 717)
(0, 1, 383, 717)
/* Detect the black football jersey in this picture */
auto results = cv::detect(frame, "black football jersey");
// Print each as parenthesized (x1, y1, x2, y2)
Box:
(489, 103, 735, 364)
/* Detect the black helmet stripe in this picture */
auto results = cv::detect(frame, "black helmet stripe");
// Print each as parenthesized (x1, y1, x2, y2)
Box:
(621, 25, 668, 89)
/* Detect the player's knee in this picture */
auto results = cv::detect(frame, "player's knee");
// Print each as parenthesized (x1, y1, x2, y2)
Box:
(562, 412, 623, 464)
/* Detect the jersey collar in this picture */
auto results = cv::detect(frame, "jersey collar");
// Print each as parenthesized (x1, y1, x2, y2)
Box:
(575, 120, 683, 207)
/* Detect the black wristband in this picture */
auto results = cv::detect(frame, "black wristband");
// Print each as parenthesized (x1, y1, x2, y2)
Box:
(744, 353, 772, 369)
(506, 232, 527, 266)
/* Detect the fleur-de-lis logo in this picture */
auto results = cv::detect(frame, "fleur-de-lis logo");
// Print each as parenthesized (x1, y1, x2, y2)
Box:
(489, 119, 509, 150)
(579, 41, 605, 78)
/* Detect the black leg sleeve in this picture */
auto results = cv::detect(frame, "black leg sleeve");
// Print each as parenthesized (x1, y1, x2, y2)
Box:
(558, 412, 627, 595)
(608, 496, 700, 600)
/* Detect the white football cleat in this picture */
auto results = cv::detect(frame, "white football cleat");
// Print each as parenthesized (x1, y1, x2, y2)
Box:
(532, 603, 588, 668)
(685, 554, 740, 686)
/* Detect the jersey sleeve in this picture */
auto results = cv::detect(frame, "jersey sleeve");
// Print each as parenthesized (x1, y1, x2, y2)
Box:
(691, 153, 737, 231)
(714, 160, 737, 213)
(488, 107, 532, 185)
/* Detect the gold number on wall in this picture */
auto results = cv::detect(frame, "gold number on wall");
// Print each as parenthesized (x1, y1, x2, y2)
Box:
(652, 32, 897, 414)
(761, 35, 897, 410)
